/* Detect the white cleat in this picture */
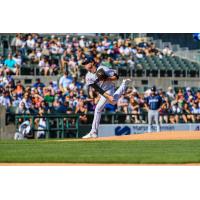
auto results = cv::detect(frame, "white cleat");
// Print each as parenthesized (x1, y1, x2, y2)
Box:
(82, 132, 98, 139)
(122, 78, 131, 86)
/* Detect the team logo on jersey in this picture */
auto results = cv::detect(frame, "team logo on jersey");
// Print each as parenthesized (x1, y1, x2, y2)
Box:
(115, 126, 131, 136)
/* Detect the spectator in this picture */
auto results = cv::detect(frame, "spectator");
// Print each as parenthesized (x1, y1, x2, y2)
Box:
(166, 86, 175, 101)
(39, 57, 50, 76)
(26, 35, 35, 50)
(182, 102, 193, 123)
(60, 50, 69, 73)
(35, 107, 46, 138)
(32, 93, 43, 109)
(59, 71, 73, 93)
(79, 36, 85, 48)
(102, 36, 111, 48)
(177, 88, 184, 100)
(159, 98, 170, 124)
(162, 46, 173, 56)
(138, 39, 148, 48)
(43, 88, 54, 104)
(50, 41, 59, 55)
(68, 56, 78, 78)
(14, 80, 24, 98)
(124, 43, 132, 56)
(136, 48, 144, 58)
(13, 52, 22, 68)
(16, 102, 30, 114)
(0, 55, 4, 76)
(35, 48, 42, 61)
(195, 90, 200, 104)
(15, 34, 23, 50)
(49, 60, 59, 75)
(191, 103, 200, 122)
(184, 87, 194, 102)
(75, 99, 88, 123)
(41, 44, 50, 57)
(33, 78, 45, 88)
(19, 92, 32, 110)
(129, 95, 140, 123)
(0, 91, 11, 109)
(117, 94, 129, 113)
(12, 93, 20, 107)
(4, 53, 19, 75)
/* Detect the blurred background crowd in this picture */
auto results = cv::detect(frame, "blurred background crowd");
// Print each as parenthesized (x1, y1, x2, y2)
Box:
(1, 73, 200, 124)
(0, 33, 200, 125)
(0, 33, 174, 77)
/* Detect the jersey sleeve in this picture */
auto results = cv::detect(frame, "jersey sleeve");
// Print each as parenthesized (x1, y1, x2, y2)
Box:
(144, 97, 149, 104)
(90, 83, 106, 95)
(99, 66, 117, 77)
(85, 72, 106, 95)
(85, 72, 96, 86)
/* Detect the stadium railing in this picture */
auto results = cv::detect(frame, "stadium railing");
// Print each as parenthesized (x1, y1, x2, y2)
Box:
(15, 114, 80, 139)
(14, 113, 200, 139)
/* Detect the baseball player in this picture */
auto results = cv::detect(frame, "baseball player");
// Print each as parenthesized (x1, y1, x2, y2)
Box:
(14, 120, 32, 140)
(145, 86, 163, 133)
(82, 56, 130, 138)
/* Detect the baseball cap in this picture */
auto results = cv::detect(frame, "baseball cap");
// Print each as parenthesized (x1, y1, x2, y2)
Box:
(82, 56, 94, 65)
(151, 86, 156, 92)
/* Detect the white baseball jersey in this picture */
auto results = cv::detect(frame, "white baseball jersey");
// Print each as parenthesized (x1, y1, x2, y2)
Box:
(85, 65, 117, 91)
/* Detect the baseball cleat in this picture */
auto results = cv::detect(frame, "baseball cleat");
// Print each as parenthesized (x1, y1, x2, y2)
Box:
(122, 78, 131, 86)
(82, 132, 98, 139)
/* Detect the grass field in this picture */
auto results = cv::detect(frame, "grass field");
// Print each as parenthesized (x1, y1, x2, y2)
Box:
(1, 139, 200, 164)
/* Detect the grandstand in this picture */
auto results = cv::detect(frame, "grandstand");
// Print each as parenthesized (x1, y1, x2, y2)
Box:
(1, 33, 200, 139)
(147, 33, 200, 50)
(1, 33, 200, 91)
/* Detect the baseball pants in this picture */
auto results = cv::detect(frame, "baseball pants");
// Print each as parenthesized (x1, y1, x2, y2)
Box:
(148, 109, 160, 133)
(91, 82, 127, 134)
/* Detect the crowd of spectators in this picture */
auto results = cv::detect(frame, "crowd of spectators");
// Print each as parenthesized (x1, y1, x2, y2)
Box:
(0, 33, 174, 77)
(115, 86, 200, 124)
(1, 69, 200, 125)
(0, 33, 198, 127)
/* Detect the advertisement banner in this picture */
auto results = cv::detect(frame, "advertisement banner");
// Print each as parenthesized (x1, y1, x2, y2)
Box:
(98, 124, 196, 137)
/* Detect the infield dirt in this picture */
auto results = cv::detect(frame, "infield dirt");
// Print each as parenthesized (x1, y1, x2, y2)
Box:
(61, 130, 200, 141)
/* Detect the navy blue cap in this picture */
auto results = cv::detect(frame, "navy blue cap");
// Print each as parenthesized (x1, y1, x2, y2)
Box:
(82, 56, 94, 65)
(151, 86, 156, 92)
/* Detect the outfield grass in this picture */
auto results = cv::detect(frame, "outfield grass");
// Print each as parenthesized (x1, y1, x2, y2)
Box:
(0, 140, 200, 164)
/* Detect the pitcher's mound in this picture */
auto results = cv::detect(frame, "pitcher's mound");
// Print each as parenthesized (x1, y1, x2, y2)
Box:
(59, 131, 200, 142)
(97, 131, 200, 141)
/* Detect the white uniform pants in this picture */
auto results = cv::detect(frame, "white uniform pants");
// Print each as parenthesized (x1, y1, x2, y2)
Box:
(91, 82, 127, 133)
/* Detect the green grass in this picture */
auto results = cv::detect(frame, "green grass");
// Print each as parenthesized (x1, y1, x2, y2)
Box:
(1, 140, 200, 164)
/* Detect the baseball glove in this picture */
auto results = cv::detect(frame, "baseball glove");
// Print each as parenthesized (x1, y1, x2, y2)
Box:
(96, 68, 108, 81)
